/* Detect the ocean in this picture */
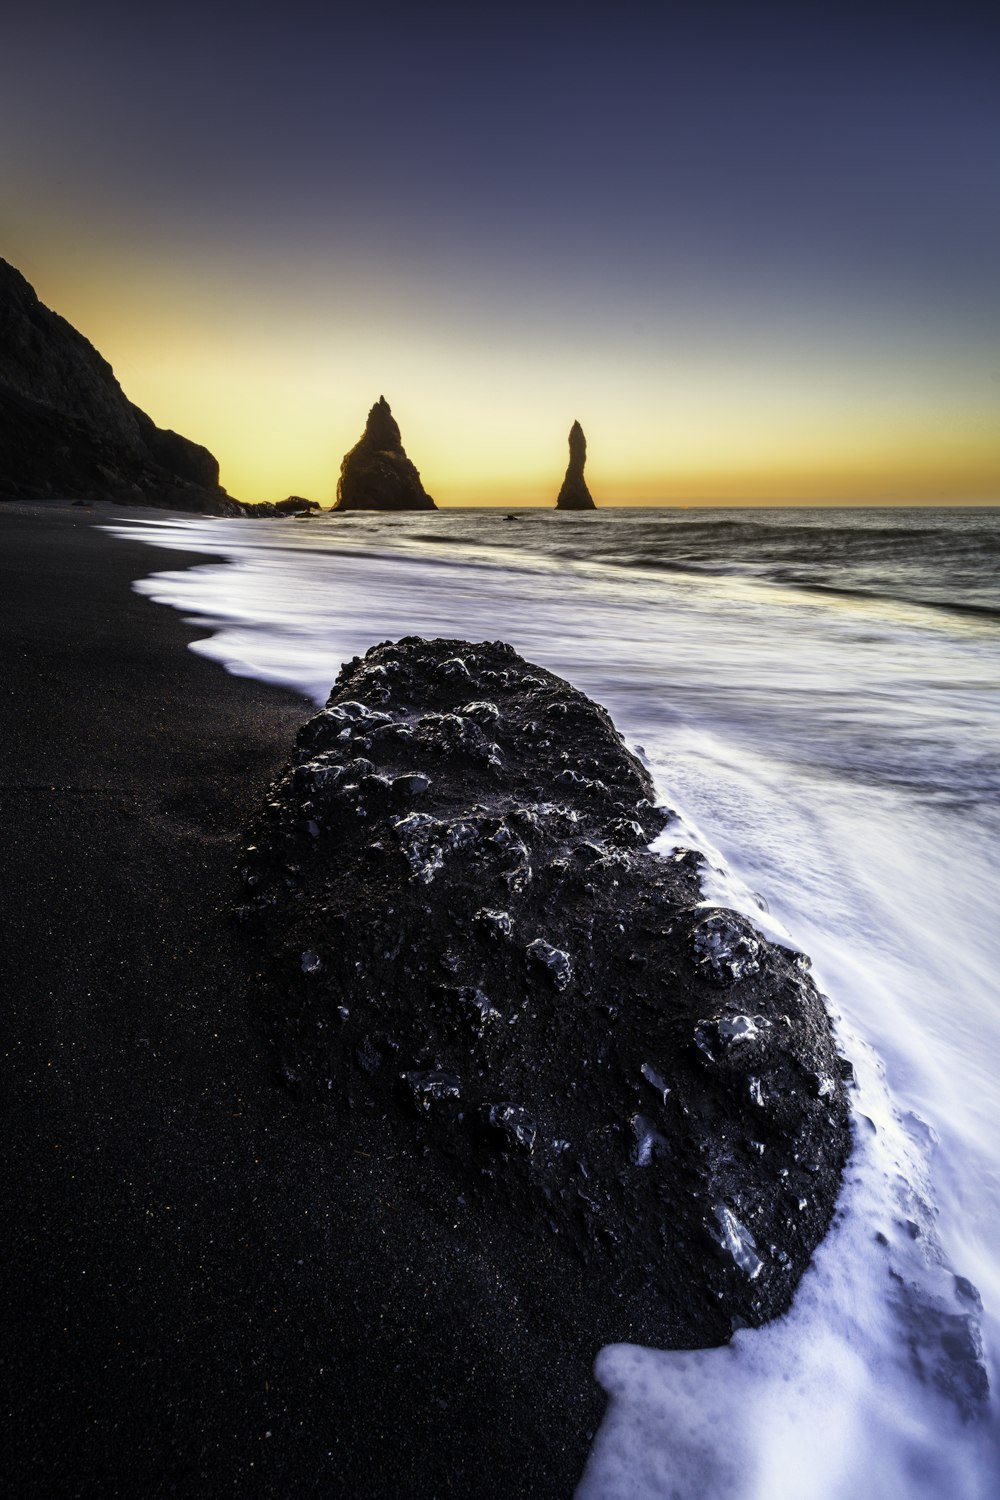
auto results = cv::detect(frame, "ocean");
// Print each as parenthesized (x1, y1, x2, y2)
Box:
(105, 505, 1000, 1499)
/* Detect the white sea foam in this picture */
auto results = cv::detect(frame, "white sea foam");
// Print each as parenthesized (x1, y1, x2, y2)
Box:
(104, 510, 1000, 1497)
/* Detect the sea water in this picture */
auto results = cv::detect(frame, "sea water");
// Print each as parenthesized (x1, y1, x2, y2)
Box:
(105, 507, 1000, 1498)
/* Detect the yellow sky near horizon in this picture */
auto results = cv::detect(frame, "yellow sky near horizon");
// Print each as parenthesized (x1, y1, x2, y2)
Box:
(13, 240, 1000, 508)
(4, 2, 1000, 513)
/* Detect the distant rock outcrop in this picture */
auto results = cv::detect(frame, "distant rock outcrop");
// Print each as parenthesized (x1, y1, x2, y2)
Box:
(272, 496, 321, 515)
(0, 257, 239, 513)
(334, 397, 436, 511)
(555, 420, 596, 510)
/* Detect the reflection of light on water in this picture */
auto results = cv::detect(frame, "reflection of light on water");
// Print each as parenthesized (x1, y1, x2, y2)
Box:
(104, 511, 1000, 1499)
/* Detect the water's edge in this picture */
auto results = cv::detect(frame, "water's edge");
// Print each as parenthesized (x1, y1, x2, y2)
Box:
(104, 512, 1000, 1500)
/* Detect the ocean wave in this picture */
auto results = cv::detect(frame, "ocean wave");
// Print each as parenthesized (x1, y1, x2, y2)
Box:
(777, 579, 1000, 624)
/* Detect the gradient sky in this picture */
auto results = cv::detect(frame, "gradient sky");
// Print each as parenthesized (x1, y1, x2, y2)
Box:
(2, 1, 998, 505)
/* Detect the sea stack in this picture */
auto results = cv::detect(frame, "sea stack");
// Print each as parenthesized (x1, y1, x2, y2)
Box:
(334, 396, 436, 511)
(555, 420, 596, 510)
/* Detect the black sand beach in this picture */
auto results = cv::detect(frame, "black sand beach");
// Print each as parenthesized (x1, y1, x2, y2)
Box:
(0, 504, 599, 1499)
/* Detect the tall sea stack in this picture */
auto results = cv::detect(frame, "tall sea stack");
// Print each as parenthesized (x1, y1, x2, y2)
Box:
(555, 420, 596, 510)
(334, 396, 436, 511)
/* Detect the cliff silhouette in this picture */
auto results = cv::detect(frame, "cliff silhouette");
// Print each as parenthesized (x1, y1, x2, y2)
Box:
(0, 257, 238, 512)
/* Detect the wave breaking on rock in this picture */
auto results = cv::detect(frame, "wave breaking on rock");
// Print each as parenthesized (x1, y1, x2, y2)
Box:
(237, 637, 850, 1348)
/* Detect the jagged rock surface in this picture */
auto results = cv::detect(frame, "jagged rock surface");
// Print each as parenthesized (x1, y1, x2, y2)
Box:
(239, 637, 850, 1351)
(334, 396, 436, 511)
(555, 420, 596, 509)
(0, 257, 240, 513)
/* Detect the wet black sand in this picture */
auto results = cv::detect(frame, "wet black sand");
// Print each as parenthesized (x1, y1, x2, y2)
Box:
(0, 503, 600, 1499)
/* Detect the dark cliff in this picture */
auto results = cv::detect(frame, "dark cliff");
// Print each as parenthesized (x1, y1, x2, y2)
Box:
(0, 257, 238, 512)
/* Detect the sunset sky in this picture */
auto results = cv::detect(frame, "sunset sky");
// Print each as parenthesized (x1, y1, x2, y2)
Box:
(2, 2, 998, 506)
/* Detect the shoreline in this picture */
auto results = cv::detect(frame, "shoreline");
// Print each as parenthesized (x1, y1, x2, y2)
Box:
(0, 500, 599, 1498)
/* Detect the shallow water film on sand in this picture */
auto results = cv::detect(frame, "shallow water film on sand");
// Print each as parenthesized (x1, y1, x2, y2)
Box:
(108, 506, 1000, 1498)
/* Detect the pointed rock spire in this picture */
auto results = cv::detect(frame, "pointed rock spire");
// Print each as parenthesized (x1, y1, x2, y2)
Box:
(555, 420, 596, 509)
(334, 396, 436, 511)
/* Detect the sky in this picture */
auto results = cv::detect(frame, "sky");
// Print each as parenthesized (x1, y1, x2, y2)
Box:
(2, 1, 998, 506)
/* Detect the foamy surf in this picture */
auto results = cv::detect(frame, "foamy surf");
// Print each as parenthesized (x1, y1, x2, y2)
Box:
(575, 795, 995, 1499)
(104, 508, 1000, 1497)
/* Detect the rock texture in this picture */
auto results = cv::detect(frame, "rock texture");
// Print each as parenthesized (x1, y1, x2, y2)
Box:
(555, 420, 596, 509)
(334, 396, 436, 511)
(238, 637, 850, 1351)
(0, 257, 239, 512)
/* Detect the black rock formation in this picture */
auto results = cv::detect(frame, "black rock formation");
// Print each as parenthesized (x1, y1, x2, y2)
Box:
(272, 495, 321, 515)
(0, 257, 239, 512)
(555, 419, 596, 509)
(334, 396, 436, 511)
(239, 637, 850, 1354)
